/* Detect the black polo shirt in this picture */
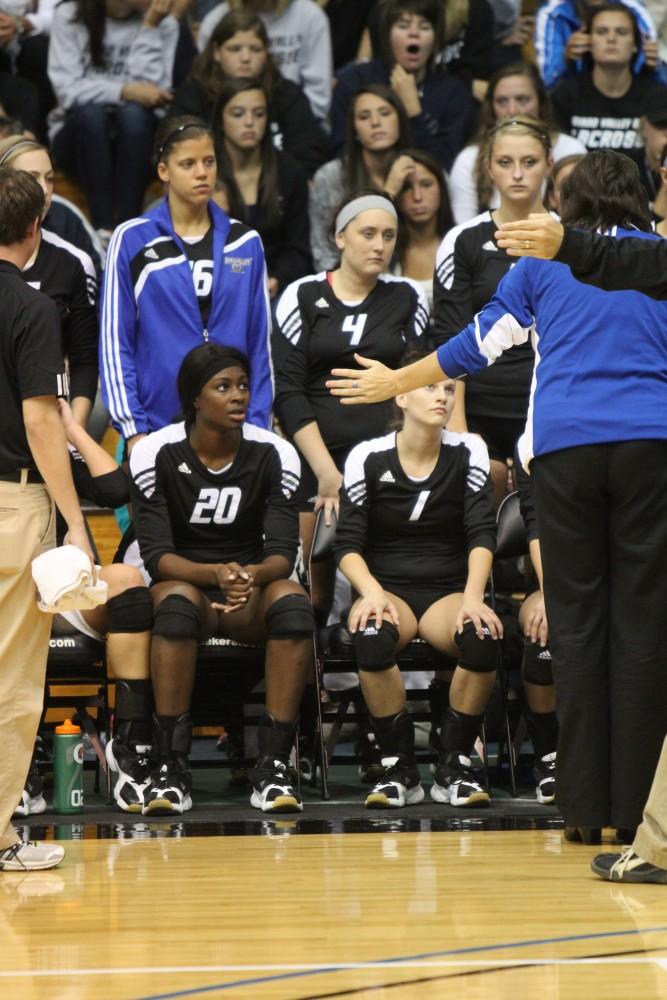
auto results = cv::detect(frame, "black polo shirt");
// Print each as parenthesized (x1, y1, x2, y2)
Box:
(0, 259, 67, 474)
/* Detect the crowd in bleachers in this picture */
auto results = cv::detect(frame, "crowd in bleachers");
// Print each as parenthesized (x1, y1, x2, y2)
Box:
(3, 0, 667, 830)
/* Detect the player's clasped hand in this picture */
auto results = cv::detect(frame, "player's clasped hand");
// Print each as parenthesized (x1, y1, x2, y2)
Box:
(211, 563, 254, 613)
(455, 598, 503, 641)
(326, 354, 396, 405)
(348, 587, 400, 633)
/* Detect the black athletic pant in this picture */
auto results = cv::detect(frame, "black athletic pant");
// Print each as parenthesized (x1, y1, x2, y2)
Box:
(532, 441, 667, 830)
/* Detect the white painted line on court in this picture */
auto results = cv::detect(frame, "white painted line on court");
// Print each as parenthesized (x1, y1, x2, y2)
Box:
(1, 956, 667, 978)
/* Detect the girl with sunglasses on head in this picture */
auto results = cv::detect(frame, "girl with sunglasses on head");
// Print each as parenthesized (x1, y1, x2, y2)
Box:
(435, 116, 553, 503)
(448, 61, 585, 225)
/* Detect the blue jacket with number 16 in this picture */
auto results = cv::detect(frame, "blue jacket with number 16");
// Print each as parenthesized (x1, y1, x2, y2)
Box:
(100, 198, 273, 440)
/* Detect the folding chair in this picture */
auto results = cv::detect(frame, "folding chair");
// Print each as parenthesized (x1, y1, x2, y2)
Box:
(489, 490, 530, 796)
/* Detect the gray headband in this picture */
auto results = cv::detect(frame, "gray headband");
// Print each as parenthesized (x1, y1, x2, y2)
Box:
(0, 139, 43, 167)
(335, 195, 398, 235)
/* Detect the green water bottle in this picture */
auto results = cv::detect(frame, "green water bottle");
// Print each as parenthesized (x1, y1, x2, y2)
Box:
(53, 719, 84, 814)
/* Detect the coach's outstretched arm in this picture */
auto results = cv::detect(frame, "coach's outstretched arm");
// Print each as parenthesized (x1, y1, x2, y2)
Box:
(494, 213, 667, 300)
(327, 351, 448, 405)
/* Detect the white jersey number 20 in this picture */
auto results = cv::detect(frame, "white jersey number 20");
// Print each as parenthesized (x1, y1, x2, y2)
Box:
(190, 486, 242, 525)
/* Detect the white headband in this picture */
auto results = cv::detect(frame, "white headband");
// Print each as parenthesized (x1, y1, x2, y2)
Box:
(335, 195, 398, 235)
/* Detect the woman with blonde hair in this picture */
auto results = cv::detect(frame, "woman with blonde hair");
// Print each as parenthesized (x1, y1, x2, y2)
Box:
(434, 115, 553, 502)
(448, 61, 585, 224)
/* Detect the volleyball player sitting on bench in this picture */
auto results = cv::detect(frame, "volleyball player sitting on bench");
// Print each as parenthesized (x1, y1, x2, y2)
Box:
(129, 344, 314, 815)
(333, 349, 502, 808)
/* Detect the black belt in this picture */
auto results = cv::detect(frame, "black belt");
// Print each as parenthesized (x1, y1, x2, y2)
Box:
(0, 469, 44, 484)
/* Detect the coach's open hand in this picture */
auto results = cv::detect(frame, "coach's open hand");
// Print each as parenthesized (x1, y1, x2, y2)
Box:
(327, 355, 398, 404)
(495, 213, 565, 259)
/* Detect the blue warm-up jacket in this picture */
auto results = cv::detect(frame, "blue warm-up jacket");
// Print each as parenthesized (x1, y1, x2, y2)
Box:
(100, 198, 273, 439)
(437, 227, 667, 468)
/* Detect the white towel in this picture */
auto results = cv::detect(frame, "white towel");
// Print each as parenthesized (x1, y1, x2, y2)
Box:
(32, 545, 108, 613)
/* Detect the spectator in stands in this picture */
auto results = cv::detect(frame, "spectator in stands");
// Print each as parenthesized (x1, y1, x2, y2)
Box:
(170, 8, 329, 176)
(332, 346, 500, 809)
(14, 398, 155, 817)
(639, 88, 667, 208)
(645, 0, 666, 69)
(391, 147, 453, 314)
(551, 4, 667, 174)
(197, 0, 333, 123)
(47, 0, 181, 244)
(310, 84, 413, 271)
(436, 117, 553, 502)
(0, 0, 56, 138)
(100, 116, 272, 452)
(129, 343, 314, 815)
(536, 0, 661, 89)
(448, 61, 585, 224)
(487, 0, 536, 74)
(359, 0, 496, 100)
(655, 145, 667, 231)
(331, 0, 474, 172)
(325, 0, 377, 69)
(213, 77, 311, 297)
(0, 135, 98, 425)
(272, 192, 429, 618)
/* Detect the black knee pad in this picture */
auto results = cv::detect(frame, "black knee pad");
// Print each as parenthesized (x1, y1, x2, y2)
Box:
(354, 621, 399, 672)
(265, 593, 315, 638)
(107, 586, 153, 634)
(153, 594, 201, 640)
(522, 641, 553, 685)
(114, 679, 152, 722)
(455, 620, 497, 673)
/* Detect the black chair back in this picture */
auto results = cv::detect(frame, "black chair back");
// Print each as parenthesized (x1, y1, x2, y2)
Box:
(495, 491, 528, 561)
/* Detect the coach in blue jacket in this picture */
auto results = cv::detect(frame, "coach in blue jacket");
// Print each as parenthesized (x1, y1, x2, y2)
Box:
(100, 116, 273, 450)
(328, 150, 667, 844)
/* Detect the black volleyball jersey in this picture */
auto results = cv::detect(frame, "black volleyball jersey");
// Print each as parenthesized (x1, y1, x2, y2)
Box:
(433, 212, 534, 421)
(22, 229, 99, 403)
(333, 429, 496, 592)
(273, 272, 429, 451)
(129, 421, 301, 582)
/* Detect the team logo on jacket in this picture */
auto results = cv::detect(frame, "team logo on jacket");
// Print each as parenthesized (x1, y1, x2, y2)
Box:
(224, 256, 252, 273)
(379, 470, 395, 483)
(145, 247, 159, 260)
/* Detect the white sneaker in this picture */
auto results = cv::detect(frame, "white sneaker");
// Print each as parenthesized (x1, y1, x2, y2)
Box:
(365, 757, 425, 809)
(13, 788, 47, 817)
(0, 841, 65, 871)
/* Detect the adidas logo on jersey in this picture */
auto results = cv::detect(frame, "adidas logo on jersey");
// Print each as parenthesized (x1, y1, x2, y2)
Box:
(145, 247, 159, 260)
(315, 297, 329, 308)
(379, 470, 395, 483)
(481, 240, 498, 252)
(178, 462, 192, 474)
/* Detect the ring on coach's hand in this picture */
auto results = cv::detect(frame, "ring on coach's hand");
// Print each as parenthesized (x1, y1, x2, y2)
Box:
(523, 240, 531, 249)
(352, 381, 359, 389)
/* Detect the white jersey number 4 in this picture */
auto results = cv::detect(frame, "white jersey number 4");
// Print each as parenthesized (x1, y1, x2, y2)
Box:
(342, 313, 368, 346)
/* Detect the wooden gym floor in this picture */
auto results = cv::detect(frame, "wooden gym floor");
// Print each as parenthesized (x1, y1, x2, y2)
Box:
(1, 826, 666, 1000)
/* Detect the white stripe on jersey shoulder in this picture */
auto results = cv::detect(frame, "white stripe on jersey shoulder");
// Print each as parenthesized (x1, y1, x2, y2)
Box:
(41, 228, 97, 284)
(435, 211, 493, 290)
(276, 272, 327, 329)
(129, 422, 188, 497)
(134, 254, 187, 300)
(442, 429, 491, 475)
(241, 423, 301, 498)
(145, 234, 175, 249)
(377, 272, 430, 327)
(344, 432, 396, 491)
(224, 224, 260, 254)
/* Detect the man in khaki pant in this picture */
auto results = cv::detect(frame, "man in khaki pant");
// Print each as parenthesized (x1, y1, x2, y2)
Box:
(0, 166, 93, 872)
(592, 738, 667, 884)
